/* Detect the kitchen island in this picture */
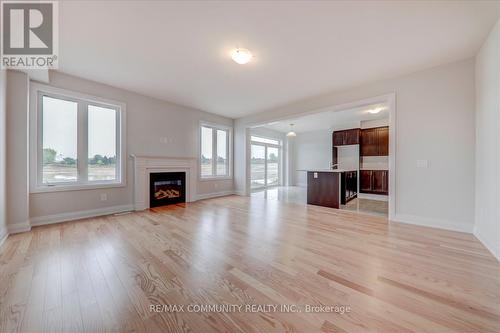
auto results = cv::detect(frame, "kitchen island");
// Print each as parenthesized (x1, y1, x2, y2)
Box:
(301, 169, 357, 209)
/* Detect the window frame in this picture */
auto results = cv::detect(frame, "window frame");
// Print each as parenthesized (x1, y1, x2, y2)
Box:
(199, 122, 232, 180)
(30, 82, 126, 193)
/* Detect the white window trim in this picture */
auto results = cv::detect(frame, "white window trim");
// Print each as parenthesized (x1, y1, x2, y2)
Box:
(250, 135, 282, 146)
(29, 82, 127, 193)
(199, 121, 232, 181)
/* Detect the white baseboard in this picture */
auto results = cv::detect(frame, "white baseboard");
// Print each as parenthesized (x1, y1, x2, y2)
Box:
(30, 204, 134, 227)
(392, 214, 473, 233)
(358, 193, 388, 201)
(7, 221, 31, 234)
(196, 190, 235, 201)
(474, 226, 500, 262)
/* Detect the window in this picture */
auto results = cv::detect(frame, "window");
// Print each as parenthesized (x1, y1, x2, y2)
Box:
(200, 124, 230, 178)
(32, 84, 125, 191)
(41, 96, 78, 183)
(88, 105, 117, 181)
(250, 135, 280, 145)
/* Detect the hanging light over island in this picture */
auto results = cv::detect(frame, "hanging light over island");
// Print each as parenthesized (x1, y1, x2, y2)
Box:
(286, 124, 297, 137)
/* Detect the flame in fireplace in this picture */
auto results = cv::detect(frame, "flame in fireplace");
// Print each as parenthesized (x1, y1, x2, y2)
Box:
(155, 189, 180, 200)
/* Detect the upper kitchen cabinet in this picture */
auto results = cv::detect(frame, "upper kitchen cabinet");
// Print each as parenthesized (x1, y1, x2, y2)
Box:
(377, 127, 389, 155)
(360, 126, 389, 156)
(332, 128, 360, 146)
(332, 131, 344, 146)
(360, 128, 378, 155)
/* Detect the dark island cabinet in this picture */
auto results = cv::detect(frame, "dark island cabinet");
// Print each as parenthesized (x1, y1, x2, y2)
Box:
(307, 172, 340, 208)
(360, 170, 388, 195)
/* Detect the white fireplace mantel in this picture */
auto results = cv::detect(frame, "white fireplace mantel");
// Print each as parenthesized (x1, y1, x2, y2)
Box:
(131, 155, 197, 210)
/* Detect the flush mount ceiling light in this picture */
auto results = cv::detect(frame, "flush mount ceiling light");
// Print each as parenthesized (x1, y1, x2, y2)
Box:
(231, 48, 252, 65)
(368, 106, 385, 114)
(286, 124, 297, 137)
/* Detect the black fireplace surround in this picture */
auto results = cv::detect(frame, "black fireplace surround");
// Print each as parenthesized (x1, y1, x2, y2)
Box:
(149, 172, 186, 208)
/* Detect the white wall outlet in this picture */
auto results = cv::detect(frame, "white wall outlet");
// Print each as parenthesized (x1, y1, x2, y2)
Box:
(416, 159, 429, 168)
(100, 193, 108, 201)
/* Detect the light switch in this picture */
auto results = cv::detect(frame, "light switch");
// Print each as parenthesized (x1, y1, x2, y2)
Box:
(416, 160, 429, 168)
(313, 172, 318, 178)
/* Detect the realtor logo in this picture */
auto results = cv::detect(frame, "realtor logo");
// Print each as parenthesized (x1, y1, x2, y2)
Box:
(1, 0, 58, 69)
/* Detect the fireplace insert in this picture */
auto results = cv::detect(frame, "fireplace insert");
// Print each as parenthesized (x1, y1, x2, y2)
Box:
(149, 172, 186, 207)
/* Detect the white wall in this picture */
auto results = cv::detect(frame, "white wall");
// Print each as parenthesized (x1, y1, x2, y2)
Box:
(6, 71, 30, 232)
(474, 19, 500, 260)
(21, 71, 233, 221)
(0, 70, 7, 242)
(291, 129, 359, 186)
(361, 118, 389, 129)
(292, 130, 332, 186)
(235, 59, 476, 232)
(337, 146, 359, 171)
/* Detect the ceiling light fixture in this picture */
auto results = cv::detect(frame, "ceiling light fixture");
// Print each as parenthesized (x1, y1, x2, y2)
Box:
(231, 48, 252, 65)
(368, 107, 385, 114)
(286, 124, 297, 137)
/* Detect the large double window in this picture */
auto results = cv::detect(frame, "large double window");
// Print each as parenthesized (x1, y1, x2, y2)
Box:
(31, 84, 125, 191)
(200, 124, 230, 178)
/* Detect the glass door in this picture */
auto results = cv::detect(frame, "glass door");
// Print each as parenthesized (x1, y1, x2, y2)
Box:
(266, 147, 279, 186)
(251, 144, 266, 189)
(250, 136, 282, 189)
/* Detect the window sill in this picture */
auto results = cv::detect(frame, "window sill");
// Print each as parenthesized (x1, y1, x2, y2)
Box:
(30, 181, 126, 193)
(199, 176, 233, 182)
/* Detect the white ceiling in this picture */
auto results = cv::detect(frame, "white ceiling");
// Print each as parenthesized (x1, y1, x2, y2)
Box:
(58, 1, 499, 118)
(259, 104, 389, 133)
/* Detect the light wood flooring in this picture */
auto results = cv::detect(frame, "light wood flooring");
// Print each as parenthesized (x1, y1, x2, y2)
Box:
(1, 195, 499, 332)
(252, 186, 388, 217)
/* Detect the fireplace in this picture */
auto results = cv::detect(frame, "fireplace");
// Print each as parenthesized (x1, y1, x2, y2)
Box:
(149, 172, 186, 207)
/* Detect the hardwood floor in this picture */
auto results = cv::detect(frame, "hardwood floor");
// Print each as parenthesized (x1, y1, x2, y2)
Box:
(1, 195, 499, 332)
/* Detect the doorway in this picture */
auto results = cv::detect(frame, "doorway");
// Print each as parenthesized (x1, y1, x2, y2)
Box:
(244, 93, 396, 220)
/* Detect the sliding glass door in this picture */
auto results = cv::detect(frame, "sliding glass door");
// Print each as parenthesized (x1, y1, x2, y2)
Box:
(250, 144, 266, 188)
(266, 146, 279, 186)
(250, 136, 281, 189)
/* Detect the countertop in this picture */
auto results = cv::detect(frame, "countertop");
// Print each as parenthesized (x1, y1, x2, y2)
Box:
(298, 169, 355, 173)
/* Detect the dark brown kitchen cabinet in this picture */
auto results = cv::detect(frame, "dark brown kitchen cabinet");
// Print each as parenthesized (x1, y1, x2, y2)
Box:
(307, 172, 340, 208)
(377, 127, 389, 156)
(332, 131, 344, 146)
(372, 170, 388, 193)
(360, 170, 373, 192)
(360, 126, 389, 156)
(360, 170, 388, 195)
(360, 129, 378, 156)
(344, 129, 360, 145)
(332, 128, 360, 146)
